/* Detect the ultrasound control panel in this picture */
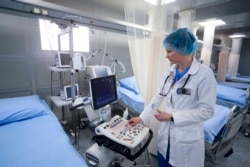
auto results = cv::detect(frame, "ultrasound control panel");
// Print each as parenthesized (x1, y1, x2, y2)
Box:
(95, 115, 149, 149)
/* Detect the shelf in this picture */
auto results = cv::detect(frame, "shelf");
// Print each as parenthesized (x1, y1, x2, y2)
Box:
(48, 66, 71, 72)
(49, 96, 72, 108)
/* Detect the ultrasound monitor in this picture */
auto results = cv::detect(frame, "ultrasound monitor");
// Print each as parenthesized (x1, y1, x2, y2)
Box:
(89, 75, 118, 110)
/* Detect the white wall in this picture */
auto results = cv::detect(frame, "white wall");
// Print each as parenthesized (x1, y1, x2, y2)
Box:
(0, 12, 133, 99)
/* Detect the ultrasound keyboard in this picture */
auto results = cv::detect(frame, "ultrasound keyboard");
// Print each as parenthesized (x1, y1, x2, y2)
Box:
(95, 115, 150, 149)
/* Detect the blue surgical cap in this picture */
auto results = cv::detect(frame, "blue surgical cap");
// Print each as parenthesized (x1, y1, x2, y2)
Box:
(163, 28, 198, 55)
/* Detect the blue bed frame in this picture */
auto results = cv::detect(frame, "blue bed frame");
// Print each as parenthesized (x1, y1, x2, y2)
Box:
(0, 95, 88, 167)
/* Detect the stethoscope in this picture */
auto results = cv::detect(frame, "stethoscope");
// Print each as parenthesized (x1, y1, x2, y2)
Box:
(159, 74, 191, 96)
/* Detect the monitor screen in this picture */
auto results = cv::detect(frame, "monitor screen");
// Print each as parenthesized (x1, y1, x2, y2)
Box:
(64, 84, 79, 100)
(56, 52, 71, 68)
(89, 75, 118, 110)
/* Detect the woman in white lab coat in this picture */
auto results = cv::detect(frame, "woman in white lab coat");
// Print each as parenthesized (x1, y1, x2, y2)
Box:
(128, 28, 217, 167)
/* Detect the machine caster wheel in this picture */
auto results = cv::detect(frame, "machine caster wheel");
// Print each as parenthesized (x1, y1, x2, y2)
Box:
(244, 131, 250, 137)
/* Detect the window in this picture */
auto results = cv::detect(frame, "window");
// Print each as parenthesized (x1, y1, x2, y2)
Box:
(39, 19, 89, 52)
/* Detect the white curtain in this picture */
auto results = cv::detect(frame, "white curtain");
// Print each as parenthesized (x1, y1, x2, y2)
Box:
(216, 36, 231, 81)
(178, 9, 195, 29)
(124, 0, 173, 155)
(124, 0, 171, 106)
(200, 26, 215, 66)
(228, 38, 242, 76)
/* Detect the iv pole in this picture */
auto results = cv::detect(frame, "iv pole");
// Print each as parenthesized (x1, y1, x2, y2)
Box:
(58, 20, 78, 147)
(68, 21, 79, 147)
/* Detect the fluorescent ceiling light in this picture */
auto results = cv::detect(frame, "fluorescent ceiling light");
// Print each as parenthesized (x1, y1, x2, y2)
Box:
(145, 0, 176, 6)
(161, 0, 176, 5)
(198, 19, 226, 27)
(229, 34, 246, 38)
(145, 0, 157, 5)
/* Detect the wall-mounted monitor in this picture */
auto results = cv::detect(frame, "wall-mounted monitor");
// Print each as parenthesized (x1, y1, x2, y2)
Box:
(89, 75, 118, 110)
(56, 52, 71, 68)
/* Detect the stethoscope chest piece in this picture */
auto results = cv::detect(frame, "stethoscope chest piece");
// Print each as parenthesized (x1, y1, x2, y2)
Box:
(176, 88, 184, 94)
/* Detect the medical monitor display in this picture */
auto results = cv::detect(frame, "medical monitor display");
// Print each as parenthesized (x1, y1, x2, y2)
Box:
(89, 75, 118, 110)
(56, 52, 71, 68)
(64, 84, 79, 101)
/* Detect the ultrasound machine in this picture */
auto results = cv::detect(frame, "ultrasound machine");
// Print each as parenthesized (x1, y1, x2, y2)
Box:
(80, 71, 153, 167)
(86, 115, 153, 167)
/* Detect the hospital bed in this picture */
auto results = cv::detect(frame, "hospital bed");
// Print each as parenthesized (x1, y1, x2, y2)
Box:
(217, 82, 250, 137)
(118, 76, 250, 113)
(205, 104, 249, 162)
(0, 95, 88, 167)
(216, 84, 250, 108)
(217, 81, 250, 90)
(118, 76, 144, 114)
(117, 76, 248, 161)
(226, 75, 250, 84)
(221, 74, 250, 90)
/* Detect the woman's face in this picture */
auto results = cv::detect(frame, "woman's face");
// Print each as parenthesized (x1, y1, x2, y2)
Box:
(165, 49, 183, 64)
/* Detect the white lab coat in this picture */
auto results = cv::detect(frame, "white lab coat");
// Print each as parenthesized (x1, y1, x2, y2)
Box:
(140, 58, 217, 167)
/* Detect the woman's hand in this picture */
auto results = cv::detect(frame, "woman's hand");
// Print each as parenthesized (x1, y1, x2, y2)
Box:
(154, 110, 172, 122)
(128, 117, 142, 126)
